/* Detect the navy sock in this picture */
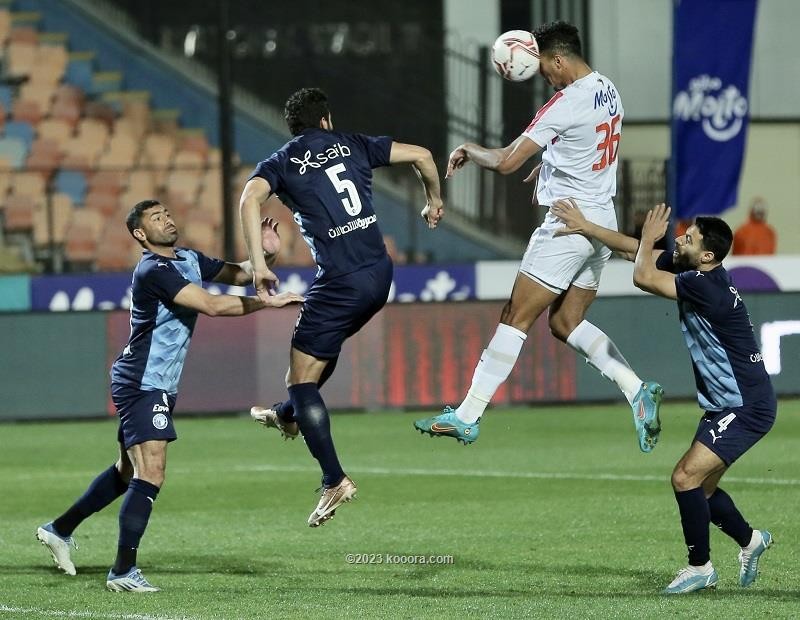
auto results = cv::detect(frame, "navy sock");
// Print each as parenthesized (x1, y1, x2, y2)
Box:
(276, 400, 296, 423)
(113, 478, 160, 574)
(279, 357, 339, 423)
(289, 382, 345, 487)
(708, 487, 753, 547)
(53, 465, 128, 536)
(674, 487, 711, 566)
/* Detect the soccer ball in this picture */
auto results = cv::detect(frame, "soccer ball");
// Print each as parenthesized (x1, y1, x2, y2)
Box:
(491, 30, 540, 82)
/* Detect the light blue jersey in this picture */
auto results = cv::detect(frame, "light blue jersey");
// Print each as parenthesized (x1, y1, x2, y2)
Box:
(110, 248, 224, 394)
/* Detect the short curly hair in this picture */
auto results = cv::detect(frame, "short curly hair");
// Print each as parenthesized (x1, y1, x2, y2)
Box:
(284, 88, 330, 136)
(533, 21, 583, 58)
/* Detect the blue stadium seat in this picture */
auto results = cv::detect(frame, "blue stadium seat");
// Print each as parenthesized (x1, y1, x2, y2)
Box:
(0, 137, 28, 168)
(65, 57, 94, 92)
(0, 86, 13, 111)
(4, 121, 35, 150)
(54, 170, 87, 204)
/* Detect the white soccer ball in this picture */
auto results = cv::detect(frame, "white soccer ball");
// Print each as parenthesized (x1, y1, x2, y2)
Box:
(491, 30, 540, 82)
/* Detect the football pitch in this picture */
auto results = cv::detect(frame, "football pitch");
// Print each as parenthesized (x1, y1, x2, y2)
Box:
(2, 401, 798, 619)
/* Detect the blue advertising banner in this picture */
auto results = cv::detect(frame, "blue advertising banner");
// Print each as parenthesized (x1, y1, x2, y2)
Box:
(671, 0, 758, 218)
(29, 265, 476, 311)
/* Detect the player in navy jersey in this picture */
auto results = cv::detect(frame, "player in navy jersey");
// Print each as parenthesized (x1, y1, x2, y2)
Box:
(36, 200, 302, 592)
(240, 87, 444, 526)
(551, 200, 776, 594)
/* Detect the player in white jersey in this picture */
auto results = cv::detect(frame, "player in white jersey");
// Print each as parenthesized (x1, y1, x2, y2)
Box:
(415, 21, 663, 451)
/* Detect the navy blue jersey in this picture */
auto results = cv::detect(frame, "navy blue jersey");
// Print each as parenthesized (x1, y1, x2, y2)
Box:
(250, 128, 392, 279)
(656, 252, 775, 411)
(111, 248, 224, 394)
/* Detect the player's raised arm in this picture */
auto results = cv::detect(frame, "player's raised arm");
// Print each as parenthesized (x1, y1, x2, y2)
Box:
(213, 217, 282, 286)
(447, 134, 541, 178)
(389, 142, 444, 229)
(633, 205, 677, 299)
(239, 177, 280, 300)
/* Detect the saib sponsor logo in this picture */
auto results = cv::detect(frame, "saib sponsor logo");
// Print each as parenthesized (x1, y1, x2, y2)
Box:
(673, 75, 748, 142)
(291, 143, 352, 175)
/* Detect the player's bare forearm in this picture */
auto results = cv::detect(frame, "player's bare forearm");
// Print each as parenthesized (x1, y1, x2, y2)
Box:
(412, 155, 442, 204)
(551, 199, 639, 260)
(584, 223, 640, 260)
(240, 196, 269, 272)
(448, 135, 540, 177)
(390, 142, 444, 228)
(174, 284, 302, 316)
(461, 143, 504, 171)
(211, 294, 266, 316)
(633, 237, 677, 299)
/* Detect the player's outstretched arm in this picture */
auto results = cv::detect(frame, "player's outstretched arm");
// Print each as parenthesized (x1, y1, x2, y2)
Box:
(551, 198, 641, 260)
(389, 142, 444, 229)
(239, 177, 280, 300)
(213, 217, 282, 286)
(447, 135, 541, 178)
(173, 283, 303, 317)
(634, 205, 677, 299)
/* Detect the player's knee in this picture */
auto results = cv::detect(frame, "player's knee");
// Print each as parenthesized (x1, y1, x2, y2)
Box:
(671, 464, 693, 491)
(548, 314, 572, 342)
(137, 467, 165, 488)
(499, 301, 533, 333)
(135, 459, 166, 488)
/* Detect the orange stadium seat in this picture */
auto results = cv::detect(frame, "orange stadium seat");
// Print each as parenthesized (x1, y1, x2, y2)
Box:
(140, 133, 176, 169)
(97, 131, 139, 169)
(32, 193, 73, 247)
(11, 170, 47, 198)
(0, 170, 11, 196)
(88, 170, 125, 195)
(9, 26, 38, 45)
(34, 45, 68, 83)
(126, 169, 157, 197)
(12, 99, 43, 124)
(0, 10, 10, 46)
(84, 189, 120, 216)
(38, 118, 73, 146)
(95, 221, 139, 271)
(6, 41, 36, 78)
(19, 81, 56, 113)
(4, 194, 36, 232)
(182, 220, 218, 256)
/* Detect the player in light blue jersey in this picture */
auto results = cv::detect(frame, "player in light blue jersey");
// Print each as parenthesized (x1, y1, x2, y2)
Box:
(552, 200, 776, 594)
(36, 200, 302, 592)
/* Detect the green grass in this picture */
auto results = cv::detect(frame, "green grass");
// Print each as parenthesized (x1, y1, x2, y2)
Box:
(1, 400, 799, 619)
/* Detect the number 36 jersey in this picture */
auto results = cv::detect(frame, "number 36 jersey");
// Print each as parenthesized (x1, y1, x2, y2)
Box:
(523, 71, 624, 208)
(250, 128, 392, 279)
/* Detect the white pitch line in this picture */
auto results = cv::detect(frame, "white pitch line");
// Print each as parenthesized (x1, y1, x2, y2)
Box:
(228, 462, 800, 486)
(0, 605, 194, 620)
(6, 463, 799, 487)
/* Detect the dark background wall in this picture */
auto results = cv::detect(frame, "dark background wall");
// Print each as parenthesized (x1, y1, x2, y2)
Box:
(2, 294, 798, 420)
(106, 0, 446, 166)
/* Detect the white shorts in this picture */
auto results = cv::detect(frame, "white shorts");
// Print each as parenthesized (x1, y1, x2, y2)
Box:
(519, 200, 617, 293)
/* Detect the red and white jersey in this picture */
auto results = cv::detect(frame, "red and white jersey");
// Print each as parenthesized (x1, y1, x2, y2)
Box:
(523, 71, 624, 208)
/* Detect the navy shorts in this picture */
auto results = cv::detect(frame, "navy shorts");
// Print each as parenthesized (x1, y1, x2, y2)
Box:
(292, 255, 393, 359)
(694, 404, 776, 466)
(112, 383, 178, 450)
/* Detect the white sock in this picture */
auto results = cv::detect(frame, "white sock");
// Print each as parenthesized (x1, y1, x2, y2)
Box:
(743, 530, 762, 550)
(566, 320, 642, 405)
(690, 561, 714, 575)
(455, 323, 527, 424)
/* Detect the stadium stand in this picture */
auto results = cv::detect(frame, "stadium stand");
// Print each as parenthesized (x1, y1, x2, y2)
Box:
(0, 1, 258, 271)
